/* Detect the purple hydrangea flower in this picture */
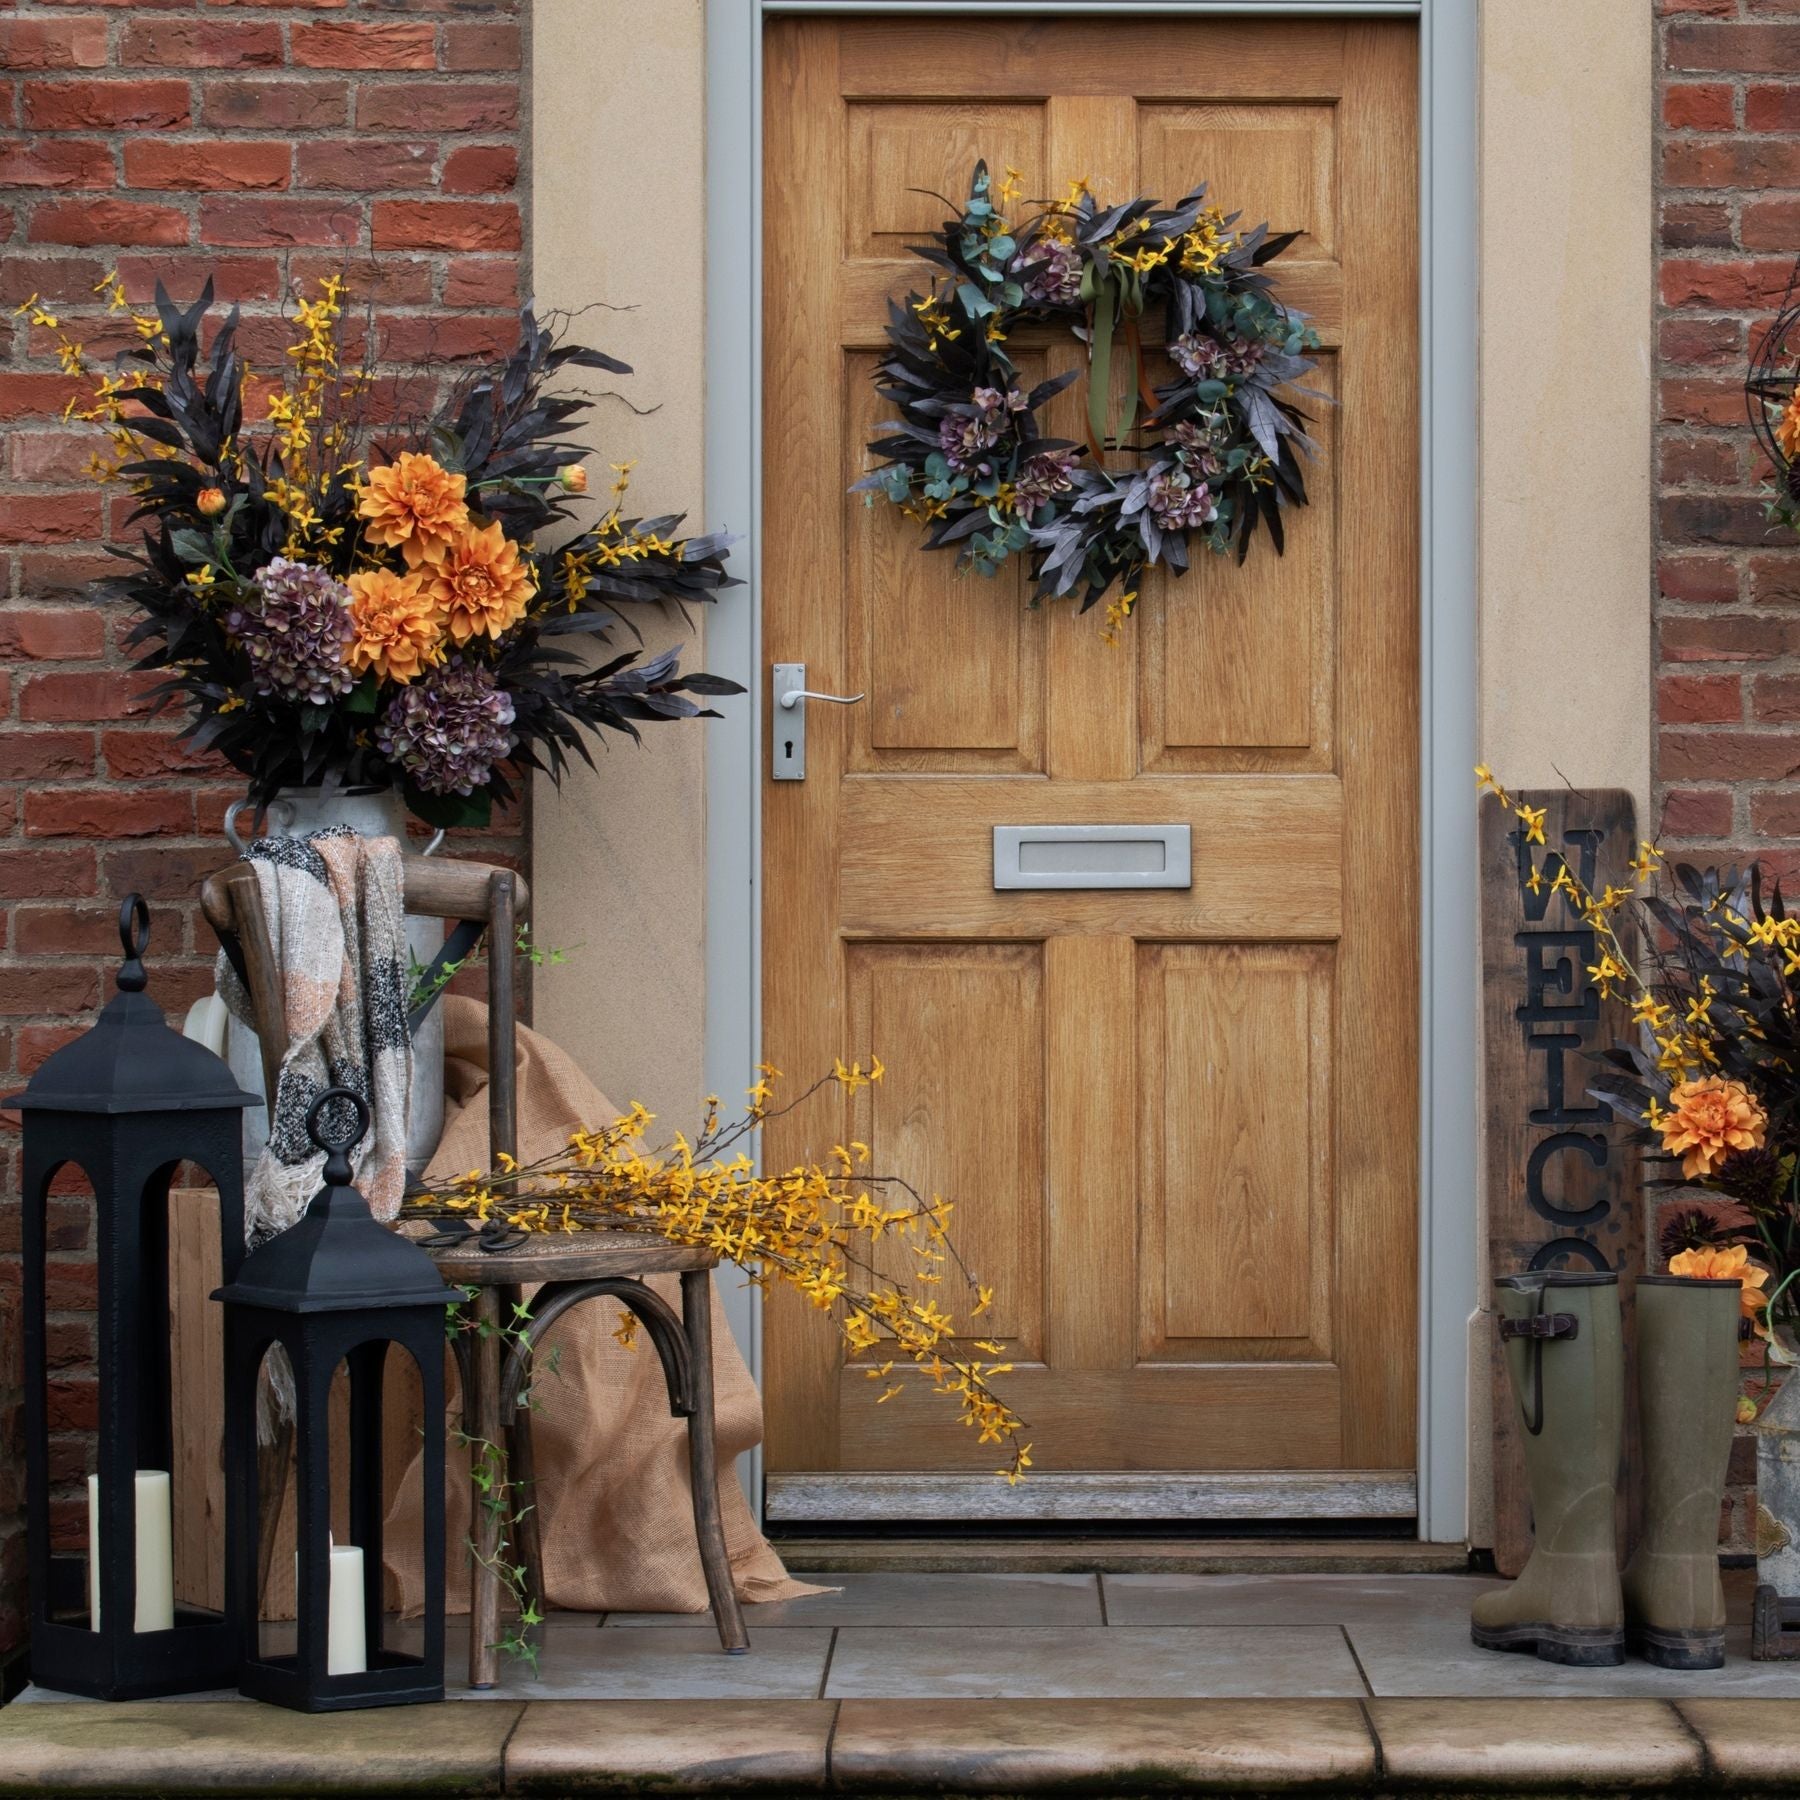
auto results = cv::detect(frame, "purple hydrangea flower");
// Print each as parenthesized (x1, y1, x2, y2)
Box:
(227, 557, 355, 706)
(1013, 449, 1077, 521)
(377, 656, 516, 796)
(1148, 468, 1217, 533)
(1170, 332, 1227, 380)
(1014, 237, 1082, 307)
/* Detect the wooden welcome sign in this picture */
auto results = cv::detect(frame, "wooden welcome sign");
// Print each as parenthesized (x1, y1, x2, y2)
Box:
(1480, 787, 1643, 1574)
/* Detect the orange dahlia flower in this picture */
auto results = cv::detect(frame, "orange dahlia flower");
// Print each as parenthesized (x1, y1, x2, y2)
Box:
(1660, 1076, 1768, 1180)
(422, 519, 536, 645)
(1668, 1242, 1771, 1321)
(345, 567, 444, 684)
(1778, 384, 1800, 464)
(357, 452, 469, 566)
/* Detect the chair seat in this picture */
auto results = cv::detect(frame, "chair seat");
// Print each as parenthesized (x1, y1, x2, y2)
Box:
(427, 1229, 719, 1286)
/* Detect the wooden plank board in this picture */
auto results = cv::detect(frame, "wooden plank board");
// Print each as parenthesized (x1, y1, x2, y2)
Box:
(1479, 788, 1643, 1575)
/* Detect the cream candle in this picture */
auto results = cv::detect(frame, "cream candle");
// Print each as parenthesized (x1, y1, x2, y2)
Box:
(297, 1541, 367, 1676)
(86, 1470, 174, 1633)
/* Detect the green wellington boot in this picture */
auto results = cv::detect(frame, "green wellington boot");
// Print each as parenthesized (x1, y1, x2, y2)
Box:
(1621, 1273, 1741, 1670)
(1472, 1271, 1626, 1666)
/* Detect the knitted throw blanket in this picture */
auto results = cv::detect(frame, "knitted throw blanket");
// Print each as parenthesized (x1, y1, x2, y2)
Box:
(217, 826, 412, 1245)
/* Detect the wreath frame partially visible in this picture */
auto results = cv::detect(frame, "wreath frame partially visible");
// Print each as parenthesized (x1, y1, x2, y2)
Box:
(852, 161, 1323, 631)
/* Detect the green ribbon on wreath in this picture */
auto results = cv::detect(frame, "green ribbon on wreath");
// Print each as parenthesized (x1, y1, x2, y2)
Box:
(1081, 257, 1150, 456)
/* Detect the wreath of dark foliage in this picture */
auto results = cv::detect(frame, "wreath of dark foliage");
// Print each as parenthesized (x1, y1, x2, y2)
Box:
(105, 283, 742, 827)
(853, 161, 1322, 616)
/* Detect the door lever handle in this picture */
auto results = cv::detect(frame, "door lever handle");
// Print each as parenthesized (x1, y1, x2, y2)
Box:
(777, 687, 865, 710)
(771, 662, 860, 781)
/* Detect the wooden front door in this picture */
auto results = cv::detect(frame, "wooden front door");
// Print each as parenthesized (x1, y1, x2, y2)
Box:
(761, 15, 1419, 1522)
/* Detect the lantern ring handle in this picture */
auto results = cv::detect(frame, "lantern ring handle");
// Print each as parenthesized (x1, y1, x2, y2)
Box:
(116, 893, 150, 992)
(305, 1086, 370, 1164)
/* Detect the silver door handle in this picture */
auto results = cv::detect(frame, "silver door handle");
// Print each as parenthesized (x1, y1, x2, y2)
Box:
(777, 687, 865, 709)
(771, 662, 862, 781)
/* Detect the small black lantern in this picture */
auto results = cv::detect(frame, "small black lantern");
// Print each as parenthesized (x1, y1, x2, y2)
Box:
(4, 894, 255, 1699)
(215, 1087, 456, 1711)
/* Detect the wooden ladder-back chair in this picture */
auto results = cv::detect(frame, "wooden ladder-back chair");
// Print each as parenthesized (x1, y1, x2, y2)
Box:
(201, 853, 748, 1689)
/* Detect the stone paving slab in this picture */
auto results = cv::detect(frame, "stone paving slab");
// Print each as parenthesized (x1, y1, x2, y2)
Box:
(6, 1694, 1800, 1794)
(0, 1698, 522, 1795)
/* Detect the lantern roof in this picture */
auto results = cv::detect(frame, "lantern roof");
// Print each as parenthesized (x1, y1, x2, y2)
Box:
(3, 897, 255, 1117)
(215, 1088, 457, 1315)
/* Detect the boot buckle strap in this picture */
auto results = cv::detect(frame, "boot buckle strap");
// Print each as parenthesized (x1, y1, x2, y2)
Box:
(1500, 1312, 1579, 1342)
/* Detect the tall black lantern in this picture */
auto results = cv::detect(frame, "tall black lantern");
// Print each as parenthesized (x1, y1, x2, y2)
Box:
(215, 1087, 456, 1712)
(4, 895, 255, 1699)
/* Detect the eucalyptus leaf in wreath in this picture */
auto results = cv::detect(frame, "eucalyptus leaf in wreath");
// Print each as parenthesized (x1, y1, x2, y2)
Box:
(851, 161, 1323, 633)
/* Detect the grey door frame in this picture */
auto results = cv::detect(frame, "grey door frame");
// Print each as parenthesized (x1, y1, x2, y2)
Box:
(702, 0, 1479, 1543)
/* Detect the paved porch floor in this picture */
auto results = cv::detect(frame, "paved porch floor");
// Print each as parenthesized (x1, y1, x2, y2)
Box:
(6, 1571, 1800, 1794)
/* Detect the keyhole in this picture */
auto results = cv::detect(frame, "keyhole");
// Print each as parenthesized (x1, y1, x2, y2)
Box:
(784, 739, 795, 761)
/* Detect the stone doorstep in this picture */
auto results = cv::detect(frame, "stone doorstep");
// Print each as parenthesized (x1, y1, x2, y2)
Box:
(4, 1696, 1800, 1795)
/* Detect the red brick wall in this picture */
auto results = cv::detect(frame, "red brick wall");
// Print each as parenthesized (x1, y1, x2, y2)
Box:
(1657, 0, 1800, 869)
(0, 0, 529, 1662)
(1656, 0, 1800, 1556)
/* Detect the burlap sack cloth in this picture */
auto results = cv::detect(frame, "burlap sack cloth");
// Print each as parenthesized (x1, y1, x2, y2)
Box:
(386, 995, 818, 1613)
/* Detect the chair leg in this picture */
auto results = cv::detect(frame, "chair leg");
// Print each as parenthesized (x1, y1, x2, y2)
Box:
(467, 1285, 504, 1690)
(680, 1268, 749, 1653)
(508, 1397, 547, 1623)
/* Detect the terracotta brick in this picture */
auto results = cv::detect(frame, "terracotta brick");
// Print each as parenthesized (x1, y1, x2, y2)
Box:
(0, 608, 105, 661)
(296, 138, 435, 190)
(1660, 788, 1735, 837)
(356, 82, 516, 132)
(1659, 495, 1787, 548)
(0, 138, 113, 191)
(442, 21, 520, 70)
(1749, 555, 1800, 607)
(1664, 82, 1736, 131)
(1661, 729, 1800, 781)
(0, 494, 104, 547)
(7, 733, 96, 781)
(1660, 315, 1744, 368)
(1660, 378, 1752, 429)
(288, 250, 433, 305)
(198, 196, 359, 247)
(101, 842, 239, 901)
(1661, 434, 1740, 487)
(113, 253, 282, 304)
(125, 139, 292, 193)
(0, 254, 109, 306)
(29, 198, 189, 248)
(1754, 675, 1800, 724)
(0, 375, 88, 423)
(1745, 83, 1800, 131)
(1669, 22, 1800, 73)
(441, 144, 517, 195)
(378, 310, 515, 362)
(371, 199, 519, 251)
(122, 18, 283, 68)
(199, 78, 350, 130)
(1661, 200, 1734, 251)
(1660, 256, 1800, 310)
(1753, 790, 1800, 835)
(100, 729, 222, 780)
(25, 788, 194, 839)
(19, 671, 152, 723)
(1660, 673, 1744, 724)
(12, 905, 121, 958)
(290, 21, 436, 68)
(0, 18, 108, 70)
(24, 81, 192, 132)
(1662, 613, 1800, 662)
(443, 255, 519, 308)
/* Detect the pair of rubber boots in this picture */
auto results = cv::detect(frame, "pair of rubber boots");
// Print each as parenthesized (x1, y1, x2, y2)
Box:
(1471, 1270, 1741, 1670)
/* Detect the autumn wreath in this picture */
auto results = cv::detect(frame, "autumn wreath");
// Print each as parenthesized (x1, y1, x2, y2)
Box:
(854, 162, 1321, 634)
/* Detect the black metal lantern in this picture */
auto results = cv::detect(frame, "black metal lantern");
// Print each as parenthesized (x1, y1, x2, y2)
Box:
(214, 1087, 456, 1712)
(3, 894, 255, 1699)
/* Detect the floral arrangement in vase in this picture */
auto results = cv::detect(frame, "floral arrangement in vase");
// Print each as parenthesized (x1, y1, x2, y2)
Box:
(1477, 771, 1799, 1366)
(26, 275, 740, 829)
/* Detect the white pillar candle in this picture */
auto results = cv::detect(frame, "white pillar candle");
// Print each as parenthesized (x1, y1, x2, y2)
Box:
(297, 1541, 368, 1676)
(86, 1470, 174, 1634)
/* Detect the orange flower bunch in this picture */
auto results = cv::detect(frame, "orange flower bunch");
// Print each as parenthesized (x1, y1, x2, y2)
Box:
(345, 454, 540, 682)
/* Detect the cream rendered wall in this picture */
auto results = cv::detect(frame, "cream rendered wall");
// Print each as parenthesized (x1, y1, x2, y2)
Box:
(529, 0, 714, 1130)
(1469, 0, 1654, 1546)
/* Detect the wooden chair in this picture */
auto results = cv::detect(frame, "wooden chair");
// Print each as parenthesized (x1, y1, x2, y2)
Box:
(200, 852, 748, 1690)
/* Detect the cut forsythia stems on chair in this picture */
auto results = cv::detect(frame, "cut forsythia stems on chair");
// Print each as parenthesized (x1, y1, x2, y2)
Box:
(410, 1059, 1033, 1484)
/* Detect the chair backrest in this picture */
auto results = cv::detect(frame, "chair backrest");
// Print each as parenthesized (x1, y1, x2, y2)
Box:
(198, 853, 529, 1166)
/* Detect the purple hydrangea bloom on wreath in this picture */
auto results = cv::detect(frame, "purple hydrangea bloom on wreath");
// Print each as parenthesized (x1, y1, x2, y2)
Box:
(852, 161, 1323, 636)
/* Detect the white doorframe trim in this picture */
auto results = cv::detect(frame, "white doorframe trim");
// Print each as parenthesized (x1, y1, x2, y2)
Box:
(702, 0, 1479, 1543)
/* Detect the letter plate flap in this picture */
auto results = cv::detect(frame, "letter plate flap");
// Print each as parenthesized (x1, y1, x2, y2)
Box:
(992, 824, 1192, 891)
